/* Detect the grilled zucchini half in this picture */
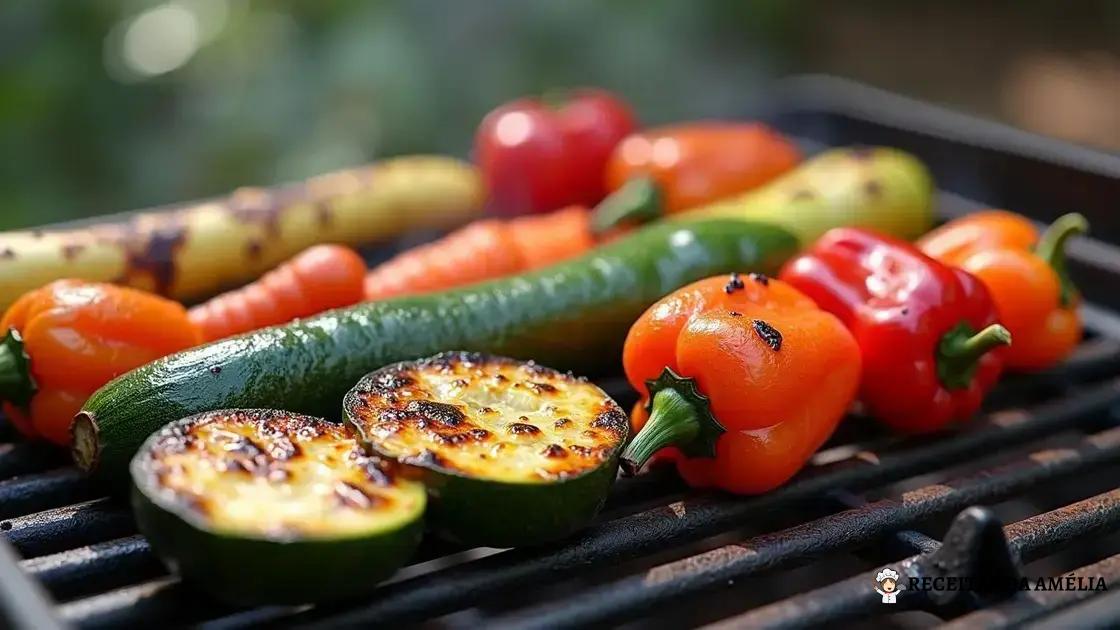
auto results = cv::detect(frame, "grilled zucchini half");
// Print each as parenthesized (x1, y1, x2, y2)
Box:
(129, 409, 425, 605)
(343, 352, 628, 547)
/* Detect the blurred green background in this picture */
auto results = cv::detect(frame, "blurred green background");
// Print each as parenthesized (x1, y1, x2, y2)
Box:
(1, 1, 1118, 230)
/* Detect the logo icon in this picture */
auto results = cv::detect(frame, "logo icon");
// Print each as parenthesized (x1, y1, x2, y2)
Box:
(875, 568, 904, 604)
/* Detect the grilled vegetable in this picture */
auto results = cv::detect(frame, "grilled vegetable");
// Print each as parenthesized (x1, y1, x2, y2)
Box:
(130, 409, 425, 605)
(780, 228, 1010, 434)
(74, 218, 800, 485)
(619, 274, 860, 494)
(190, 244, 367, 342)
(918, 211, 1087, 371)
(674, 146, 935, 244)
(0, 280, 201, 445)
(592, 122, 801, 231)
(0, 156, 483, 311)
(364, 205, 594, 301)
(344, 352, 626, 546)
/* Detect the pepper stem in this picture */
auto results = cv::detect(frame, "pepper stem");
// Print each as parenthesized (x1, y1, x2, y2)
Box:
(1035, 212, 1088, 307)
(619, 368, 724, 476)
(590, 177, 665, 234)
(0, 328, 36, 408)
(937, 323, 1012, 390)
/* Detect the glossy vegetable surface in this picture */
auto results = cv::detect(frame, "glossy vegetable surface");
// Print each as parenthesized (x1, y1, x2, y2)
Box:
(781, 228, 1010, 434)
(0, 156, 483, 310)
(919, 211, 1087, 371)
(344, 352, 626, 546)
(131, 409, 425, 605)
(593, 123, 800, 231)
(475, 89, 636, 215)
(620, 274, 860, 494)
(0, 280, 200, 445)
(678, 146, 935, 244)
(190, 244, 367, 341)
(74, 218, 800, 485)
(364, 205, 594, 301)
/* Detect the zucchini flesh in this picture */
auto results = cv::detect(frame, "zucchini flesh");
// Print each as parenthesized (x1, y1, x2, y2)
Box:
(130, 409, 424, 605)
(346, 352, 627, 483)
(345, 352, 627, 546)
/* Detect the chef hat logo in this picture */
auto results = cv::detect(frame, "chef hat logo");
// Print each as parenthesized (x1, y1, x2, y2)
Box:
(876, 568, 899, 584)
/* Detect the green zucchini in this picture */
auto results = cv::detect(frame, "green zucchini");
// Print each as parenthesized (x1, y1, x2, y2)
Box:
(344, 352, 627, 547)
(75, 218, 799, 485)
(130, 409, 425, 605)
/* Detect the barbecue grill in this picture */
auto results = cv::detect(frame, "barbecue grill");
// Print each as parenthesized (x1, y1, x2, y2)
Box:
(3, 75, 1120, 629)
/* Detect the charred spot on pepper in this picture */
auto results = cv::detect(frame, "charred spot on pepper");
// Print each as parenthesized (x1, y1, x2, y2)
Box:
(729, 311, 742, 317)
(864, 180, 882, 197)
(724, 272, 746, 294)
(751, 319, 783, 351)
(748, 272, 769, 286)
(849, 146, 875, 160)
(554, 418, 572, 428)
(227, 186, 287, 237)
(791, 189, 815, 202)
(0, 248, 14, 260)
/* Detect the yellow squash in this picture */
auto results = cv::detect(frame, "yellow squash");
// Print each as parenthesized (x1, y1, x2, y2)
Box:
(0, 156, 484, 309)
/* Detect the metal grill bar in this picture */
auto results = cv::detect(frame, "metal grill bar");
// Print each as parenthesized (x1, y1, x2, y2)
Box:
(0, 469, 97, 521)
(0, 443, 65, 480)
(246, 378, 1120, 628)
(710, 488, 1120, 629)
(487, 428, 1120, 630)
(22, 536, 165, 601)
(2, 499, 135, 558)
(1021, 584, 1120, 630)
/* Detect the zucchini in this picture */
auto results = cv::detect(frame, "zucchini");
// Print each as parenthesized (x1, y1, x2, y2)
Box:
(130, 409, 424, 605)
(0, 155, 483, 310)
(344, 352, 627, 547)
(75, 218, 799, 485)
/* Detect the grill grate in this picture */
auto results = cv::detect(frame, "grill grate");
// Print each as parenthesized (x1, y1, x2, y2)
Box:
(4, 76, 1120, 629)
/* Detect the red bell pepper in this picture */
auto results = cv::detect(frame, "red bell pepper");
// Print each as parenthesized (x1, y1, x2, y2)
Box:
(779, 228, 1011, 433)
(474, 88, 636, 216)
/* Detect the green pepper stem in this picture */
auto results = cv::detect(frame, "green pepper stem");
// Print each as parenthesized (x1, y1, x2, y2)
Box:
(0, 328, 36, 408)
(619, 367, 725, 476)
(590, 177, 665, 234)
(937, 323, 1012, 390)
(620, 389, 698, 476)
(1035, 212, 1088, 307)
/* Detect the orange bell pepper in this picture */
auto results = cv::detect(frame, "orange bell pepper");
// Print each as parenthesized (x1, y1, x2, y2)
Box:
(0, 280, 201, 445)
(918, 211, 1087, 371)
(620, 272, 860, 494)
(591, 123, 801, 231)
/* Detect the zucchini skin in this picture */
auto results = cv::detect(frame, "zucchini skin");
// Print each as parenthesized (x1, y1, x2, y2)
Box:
(76, 218, 798, 485)
(131, 488, 422, 606)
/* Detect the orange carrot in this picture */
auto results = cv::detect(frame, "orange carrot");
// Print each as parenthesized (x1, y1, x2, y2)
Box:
(364, 205, 594, 301)
(189, 244, 367, 341)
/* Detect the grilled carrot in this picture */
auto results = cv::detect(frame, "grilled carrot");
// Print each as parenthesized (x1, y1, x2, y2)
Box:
(189, 244, 367, 341)
(364, 205, 594, 300)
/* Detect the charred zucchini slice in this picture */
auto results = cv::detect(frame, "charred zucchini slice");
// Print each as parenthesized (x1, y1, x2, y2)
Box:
(343, 351, 628, 547)
(130, 409, 425, 605)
